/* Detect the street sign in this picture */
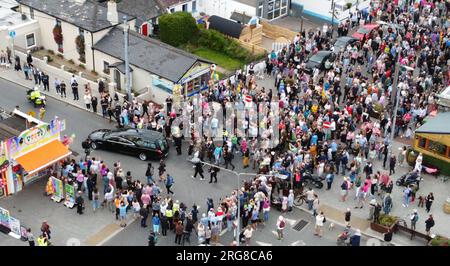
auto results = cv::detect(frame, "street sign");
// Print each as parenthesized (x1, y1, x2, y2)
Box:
(9, 30, 16, 39)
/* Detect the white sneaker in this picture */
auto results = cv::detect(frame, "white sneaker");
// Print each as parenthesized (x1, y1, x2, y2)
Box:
(192, 176, 195, 179)
(200, 178, 205, 181)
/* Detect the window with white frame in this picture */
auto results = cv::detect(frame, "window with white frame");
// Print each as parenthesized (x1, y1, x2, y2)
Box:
(26, 33, 36, 48)
(103, 61, 110, 74)
(192, 1, 197, 12)
(30, 8, 34, 19)
(182, 4, 187, 12)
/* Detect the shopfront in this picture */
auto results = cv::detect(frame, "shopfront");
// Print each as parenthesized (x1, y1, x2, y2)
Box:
(4, 118, 71, 195)
(0, 142, 8, 199)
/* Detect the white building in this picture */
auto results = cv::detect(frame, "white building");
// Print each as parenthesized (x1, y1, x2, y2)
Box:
(197, 0, 290, 21)
(291, 0, 371, 23)
(0, 0, 39, 53)
(16, 0, 136, 72)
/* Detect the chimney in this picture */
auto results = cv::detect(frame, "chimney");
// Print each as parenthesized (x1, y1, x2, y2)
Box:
(107, 0, 119, 24)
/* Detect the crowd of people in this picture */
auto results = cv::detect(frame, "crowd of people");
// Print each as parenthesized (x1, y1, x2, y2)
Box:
(22, 0, 449, 246)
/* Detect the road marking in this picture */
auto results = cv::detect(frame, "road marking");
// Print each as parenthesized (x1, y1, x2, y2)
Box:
(285, 218, 297, 226)
(220, 229, 228, 236)
(66, 237, 81, 246)
(255, 241, 273, 246)
(290, 240, 306, 246)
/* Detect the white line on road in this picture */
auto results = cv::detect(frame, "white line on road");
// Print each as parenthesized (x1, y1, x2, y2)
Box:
(255, 241, 273, 246)
(285, 218, 297, 226)
(290, 240, 306, 246)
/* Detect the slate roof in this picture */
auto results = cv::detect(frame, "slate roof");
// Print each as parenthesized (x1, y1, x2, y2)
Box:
(99, 0, 164, 27)
(415, 112, 450, 135)
(208, 15, 244, 38)
(93, 27, 211, 83)
(109, 62, 133, 73)
(157, 0, 190, 8)
(16, 0, 131, 32)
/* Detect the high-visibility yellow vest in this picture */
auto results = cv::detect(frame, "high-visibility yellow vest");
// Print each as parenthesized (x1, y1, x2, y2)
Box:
(166, 209, 173, 218)
(37, 237, 48, 246)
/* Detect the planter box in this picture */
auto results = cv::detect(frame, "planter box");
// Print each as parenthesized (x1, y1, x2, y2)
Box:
(370, 222, 396, 234)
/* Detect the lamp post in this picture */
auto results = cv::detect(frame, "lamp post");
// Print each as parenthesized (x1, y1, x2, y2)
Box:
(197, 160, 257, 246)
(389, 58, 414, 157)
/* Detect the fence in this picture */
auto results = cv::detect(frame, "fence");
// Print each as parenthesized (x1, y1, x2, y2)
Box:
(237, 39, 268, 55)
(260, 19, 297, 41)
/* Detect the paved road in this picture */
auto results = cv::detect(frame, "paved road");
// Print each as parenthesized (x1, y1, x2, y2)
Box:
(0, 78, 261, 246)
(104, 206, 371, 246)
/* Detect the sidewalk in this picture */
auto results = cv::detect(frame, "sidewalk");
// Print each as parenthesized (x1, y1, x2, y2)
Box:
(0, 50, 107, 117)
(307, 140, 450, 241)
(0, 177, 135, 246)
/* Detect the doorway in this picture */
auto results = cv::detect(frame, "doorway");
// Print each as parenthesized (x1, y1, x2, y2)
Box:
(114, 69, 121, 91)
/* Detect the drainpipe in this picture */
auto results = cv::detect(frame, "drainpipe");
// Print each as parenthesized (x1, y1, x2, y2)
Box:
(91, 31, 95, 73)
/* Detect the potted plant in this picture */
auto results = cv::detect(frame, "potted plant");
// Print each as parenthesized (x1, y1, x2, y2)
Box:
(370, 214, 398, 234)
(428, 235, 450, 246)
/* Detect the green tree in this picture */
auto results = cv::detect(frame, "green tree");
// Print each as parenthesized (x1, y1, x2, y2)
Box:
(159, 12, 198, 47)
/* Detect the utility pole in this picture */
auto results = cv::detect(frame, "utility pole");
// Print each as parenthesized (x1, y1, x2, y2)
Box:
(197, 160, 257, 246)
(389, 56, 414, 157)
(330, 0, 335, 37)
(123, 15, 132, 102)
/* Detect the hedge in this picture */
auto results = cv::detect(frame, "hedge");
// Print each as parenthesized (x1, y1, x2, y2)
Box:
(159, 12, 198, 47)
(194, 27, 255, 62)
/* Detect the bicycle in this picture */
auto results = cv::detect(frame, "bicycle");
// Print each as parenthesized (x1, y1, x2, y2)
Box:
(293, 190, 307, 206)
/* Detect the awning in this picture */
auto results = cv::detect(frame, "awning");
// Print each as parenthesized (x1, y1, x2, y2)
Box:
(15, 140, 72, 176)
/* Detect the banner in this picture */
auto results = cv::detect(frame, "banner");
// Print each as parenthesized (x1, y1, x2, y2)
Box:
(64, 184, 75, 207)
(51, 177, 63, 200)
(6, 118, 66, 159)
(0, 207, 10, 228)
(8, 216, 21, 236)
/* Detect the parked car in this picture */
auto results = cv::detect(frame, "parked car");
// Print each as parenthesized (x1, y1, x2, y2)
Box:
(352, 24, 380, 41)
(87, 128, 169, 161)
(304, 51, 336, 74)
(332, 36, 359, 53)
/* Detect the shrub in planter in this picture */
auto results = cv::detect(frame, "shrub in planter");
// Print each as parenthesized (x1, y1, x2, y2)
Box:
(47, 56, 53, 63)
(56, 54, 64, 59)
(90, 70, 98, 76)
(346, 3, 352, 10)
(75, 35, 85, 63)
(79, 64, 85, 69)
(429, 235, 450, 246)
(370, 214, 397, 233)
(68, 59, 75, 64)
(47, 49, 55, 55)
(53, 25, 63, 46)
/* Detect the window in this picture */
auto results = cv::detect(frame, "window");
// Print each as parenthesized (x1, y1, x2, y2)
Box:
(182, 4, 187, 12)
(427, 140, 447, 156)
(103, 61, 110, 74)
(26, 33, 36, 48)
(56, 19, 61, 27)
(79, 28, 84, 37)
(418, 137, 427, 148)
(29, 8, 34, 19)
(192, 1, 197, 12)
(257, 5, 263, 17)
(170, 8, 175, 13)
